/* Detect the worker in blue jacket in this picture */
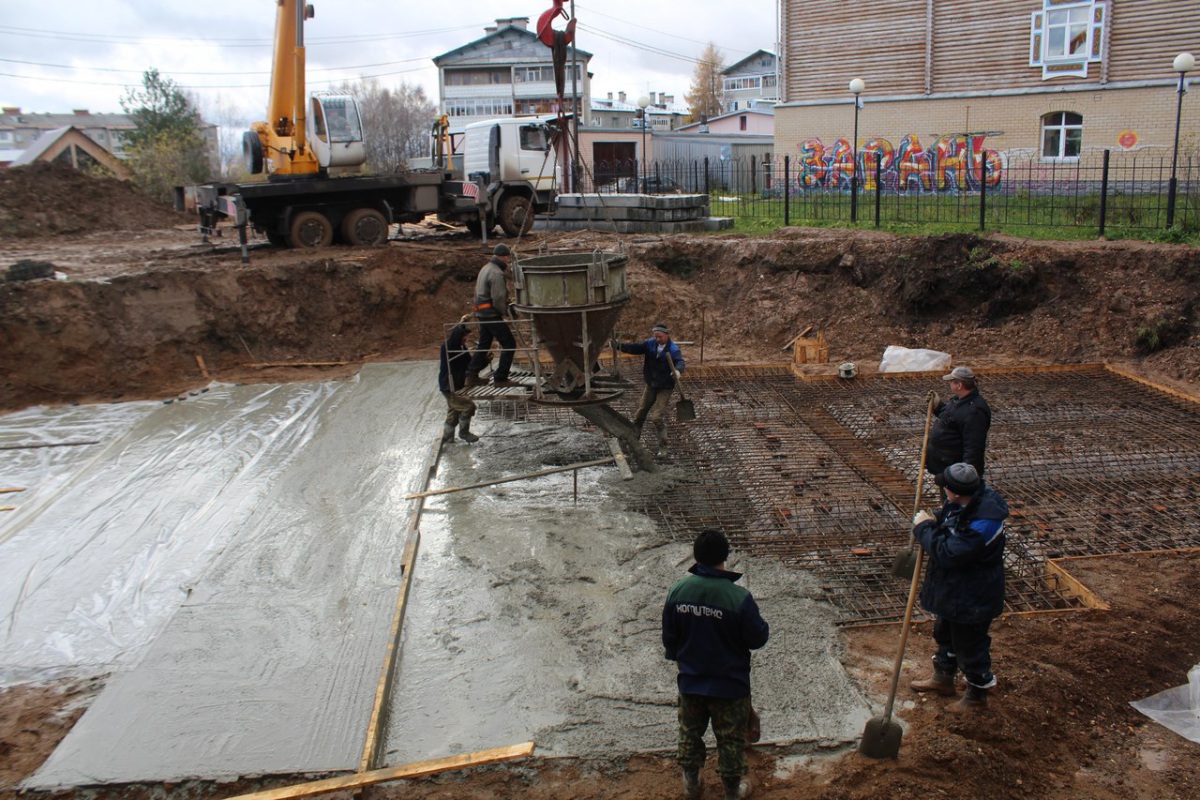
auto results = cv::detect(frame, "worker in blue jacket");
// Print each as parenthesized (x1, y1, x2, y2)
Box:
(618, 323, 685, 457)
(909, 462, 1009, 711)
(663, 530, 769, 800)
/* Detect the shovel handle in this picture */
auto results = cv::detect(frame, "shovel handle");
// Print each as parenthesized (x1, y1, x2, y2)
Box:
(906, 391, 939, 544)
(669, 361, 688, 401)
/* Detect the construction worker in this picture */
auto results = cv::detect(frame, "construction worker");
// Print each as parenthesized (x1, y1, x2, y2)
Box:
(925, 365, 992, 477)
(465, 243, 520, 388)
(910, 462, 1009, 711)
(663, 529, 769, 800)
(438, 318, 479, 443)
(618, 323, 685, 457)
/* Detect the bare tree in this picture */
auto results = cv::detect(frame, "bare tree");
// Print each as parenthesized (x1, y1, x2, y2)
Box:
(685, 43, 726, 122)
(331, 78, 435, 173)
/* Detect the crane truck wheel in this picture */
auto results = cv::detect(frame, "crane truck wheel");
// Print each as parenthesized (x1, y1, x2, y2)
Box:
(243, 131, 264, 174)
(341, 208, 389, 247)
(288, 211, 334, 249)
(498, 195, 535, 237)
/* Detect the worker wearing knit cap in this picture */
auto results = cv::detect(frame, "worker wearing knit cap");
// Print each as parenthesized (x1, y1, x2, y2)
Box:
(618, 323, 685, 458)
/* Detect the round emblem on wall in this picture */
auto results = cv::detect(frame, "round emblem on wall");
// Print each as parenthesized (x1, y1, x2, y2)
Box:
(1117, 130, 1139, 149)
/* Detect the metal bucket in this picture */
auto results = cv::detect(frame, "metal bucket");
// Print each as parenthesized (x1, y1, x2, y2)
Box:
(512, 250, 630, 404)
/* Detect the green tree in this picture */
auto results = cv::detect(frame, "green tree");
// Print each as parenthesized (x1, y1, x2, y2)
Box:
(685, 43, 726, 123)
(330, 77, 436, 172)
(120, 69, 213, 200)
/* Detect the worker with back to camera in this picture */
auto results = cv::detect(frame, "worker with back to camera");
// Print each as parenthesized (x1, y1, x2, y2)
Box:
(618, 323, 685, 457)
(437, 316, 479, 443)
(925, 365, 992, 478)
(465, 243, 521, 388)
(663, 529, 769, 800)
(909, 462, 1009, 711)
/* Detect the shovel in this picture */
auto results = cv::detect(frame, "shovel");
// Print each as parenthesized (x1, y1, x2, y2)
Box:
(891, 391, 939, 580)
(859, 547, 924, 759)
(670, 363, 696, 422)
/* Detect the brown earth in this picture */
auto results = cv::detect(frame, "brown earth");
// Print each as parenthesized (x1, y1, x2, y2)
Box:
(2, 166, 1200, 800)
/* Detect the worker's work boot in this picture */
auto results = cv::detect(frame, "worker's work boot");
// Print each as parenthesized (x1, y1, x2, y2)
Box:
(722, 775, 752, 800)
(464, 373, 486, 388)
(911, 667, 957, 697)
(457, 419, 480, 443)
(633, 422, 643, 439)
(441, 423, 456, 444)
(682, 768, 701, 800)
(948, 683, 989, 713)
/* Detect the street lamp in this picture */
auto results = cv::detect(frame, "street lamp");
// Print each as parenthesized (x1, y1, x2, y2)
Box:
(637, 94, 651, 193)
(849, 78, 866, 222)
(1167, 52, 1195, 228)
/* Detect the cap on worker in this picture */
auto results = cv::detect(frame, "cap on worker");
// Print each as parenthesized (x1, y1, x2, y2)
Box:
(693, 529, 730, 567)
(942, 365, 976, 382)
(493, 243, 512, 257)
(937, 463, 981, 496)
(651, 323, 670, 335)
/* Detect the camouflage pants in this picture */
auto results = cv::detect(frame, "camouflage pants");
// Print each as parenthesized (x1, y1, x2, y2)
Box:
(677, 693, 750, 778)
(442, 390, 476, 427)
(633, 386, 673, 442)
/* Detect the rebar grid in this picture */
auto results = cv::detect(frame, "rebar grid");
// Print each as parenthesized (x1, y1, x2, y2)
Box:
(502, 364, 1200, 624)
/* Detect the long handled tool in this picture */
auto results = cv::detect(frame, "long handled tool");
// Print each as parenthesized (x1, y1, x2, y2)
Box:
(670, 362, 696, 422)
(891, 391, 939, 580)
(858, 546, 925, 759)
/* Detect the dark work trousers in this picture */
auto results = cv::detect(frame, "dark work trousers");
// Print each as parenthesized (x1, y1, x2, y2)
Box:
(467, 317, 516, 381)
(677, 693, 750, 779)
(931, 616, 996, 689)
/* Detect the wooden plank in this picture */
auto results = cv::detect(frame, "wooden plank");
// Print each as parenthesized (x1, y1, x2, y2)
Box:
(195, 354, 210, 379)
(1104, 364, 1200, 405)
(0, 506, 15, 512)
(225, 742, 535, 800)
(244, 361, 350, 369)
(405, 458, 617, 499)
(1045, 559, 1110, 611)
(0, 487, 27, 494)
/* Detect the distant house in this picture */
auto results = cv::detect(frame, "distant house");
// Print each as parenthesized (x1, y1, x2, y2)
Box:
(433, 17, 594, 128)
(676, 108, 775, 136)
(589, 91, 690, 131)
(10, 126, 131, 178)
(722, 50, 779, 114)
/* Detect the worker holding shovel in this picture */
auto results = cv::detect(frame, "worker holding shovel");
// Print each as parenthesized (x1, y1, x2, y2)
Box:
(618, 323, 686, 457)
(438, 318, 480, 443)
(910, 463, 1010, 711)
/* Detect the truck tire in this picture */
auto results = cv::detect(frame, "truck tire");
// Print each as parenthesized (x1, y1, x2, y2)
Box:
(341, 208, 389, 247)
(289, 211, 334, 249)
(243, 131, 264, 174)
(498, 195, 534, 237)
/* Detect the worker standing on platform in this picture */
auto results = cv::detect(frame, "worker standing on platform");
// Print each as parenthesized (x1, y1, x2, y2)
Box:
(618, 323, 685, 457)
(465, 244, 520, 388)
(438, 319, 479, 443)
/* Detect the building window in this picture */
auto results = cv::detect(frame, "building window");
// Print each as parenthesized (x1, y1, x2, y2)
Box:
(1041, 111, 1083, 159)
(0, 130, 12, 143)
(1029, 1, 1105, 79)
(739, 116, 747, 132)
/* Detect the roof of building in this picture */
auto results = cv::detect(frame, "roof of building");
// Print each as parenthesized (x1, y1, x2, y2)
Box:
(723, 49, 777, 75)
(0, 110, 135, 128)
(674, 107, 775, 132)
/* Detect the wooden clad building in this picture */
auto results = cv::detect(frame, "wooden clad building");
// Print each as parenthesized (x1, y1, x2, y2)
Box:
(775, 0, 1199, 185)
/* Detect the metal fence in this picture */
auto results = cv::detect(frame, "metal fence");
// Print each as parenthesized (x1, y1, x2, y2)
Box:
(573, 150, 1199, 234)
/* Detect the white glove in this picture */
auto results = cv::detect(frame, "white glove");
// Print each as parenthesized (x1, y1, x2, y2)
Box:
(912, 510, 935, 527)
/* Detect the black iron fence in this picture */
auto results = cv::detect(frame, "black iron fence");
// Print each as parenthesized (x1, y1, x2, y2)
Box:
(573, 150, 1199, 235)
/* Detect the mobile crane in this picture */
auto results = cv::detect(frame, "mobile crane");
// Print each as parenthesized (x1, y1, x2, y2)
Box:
(197, 0, 560, 253)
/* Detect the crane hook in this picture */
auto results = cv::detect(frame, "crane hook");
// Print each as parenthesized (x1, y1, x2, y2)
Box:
(536, 0, 575, 48)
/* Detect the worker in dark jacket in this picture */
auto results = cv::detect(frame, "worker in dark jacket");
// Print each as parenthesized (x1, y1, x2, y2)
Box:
(663, 530, 769, 800)
(438, 319, 479, 443)
(909, 462, 1009, 711)
(465, 243, 520, 388)
(925, 365, 992, 477)
(618, 323, 685, 457)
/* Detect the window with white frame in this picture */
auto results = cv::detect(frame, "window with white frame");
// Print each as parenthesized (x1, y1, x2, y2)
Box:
(1030, 1, 1105, 79)
(0, 130, 12, 143)
(1041, 111, 1083, 159)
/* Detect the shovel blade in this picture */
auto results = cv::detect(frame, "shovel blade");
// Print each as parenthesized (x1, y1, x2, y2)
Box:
(858, 714, 903, 759)
(676, 398, 696, 422)
(890, 548, 918, 580)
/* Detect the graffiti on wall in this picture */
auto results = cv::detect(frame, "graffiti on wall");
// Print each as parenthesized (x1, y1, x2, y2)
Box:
(795, 133, 1005, 193)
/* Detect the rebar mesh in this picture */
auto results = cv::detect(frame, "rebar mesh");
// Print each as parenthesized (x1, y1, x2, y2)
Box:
(485, 364, 1200, 625)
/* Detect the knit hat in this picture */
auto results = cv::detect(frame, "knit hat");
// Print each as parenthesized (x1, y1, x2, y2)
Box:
(493, 243, 511, 257)
(693, 529, 730, 566)
(651, 323, 670, 335)
(937, 463, 981, 495)
(942, 366, 976, 382)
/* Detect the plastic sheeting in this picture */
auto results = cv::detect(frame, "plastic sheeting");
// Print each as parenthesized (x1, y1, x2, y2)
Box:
(1130, 663, 1200, 743)
(878, 346, 952, 373)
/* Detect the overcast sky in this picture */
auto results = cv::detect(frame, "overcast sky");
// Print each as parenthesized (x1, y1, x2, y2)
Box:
(0, 0, 778, 122)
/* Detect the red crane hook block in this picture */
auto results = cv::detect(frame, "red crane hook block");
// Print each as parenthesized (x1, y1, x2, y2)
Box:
(537, 0, 576, 48)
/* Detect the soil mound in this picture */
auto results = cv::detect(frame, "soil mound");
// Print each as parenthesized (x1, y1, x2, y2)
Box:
(0, 161, 182, 239)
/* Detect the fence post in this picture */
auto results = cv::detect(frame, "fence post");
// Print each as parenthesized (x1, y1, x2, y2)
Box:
(704, 156, 710, 196)
(979, 150, 988, 232)
(784, 155, 790, 227)
(1099, 149, 1110, 238)
(751, 154, 757, 195)
(874, 151, 882, 228)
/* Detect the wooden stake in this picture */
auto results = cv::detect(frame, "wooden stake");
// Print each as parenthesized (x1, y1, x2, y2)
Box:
(195, 354, 210, 379)
(405, 457, 618, 499)
(0, 487, 27, 494)
(222, 742, 535, 800)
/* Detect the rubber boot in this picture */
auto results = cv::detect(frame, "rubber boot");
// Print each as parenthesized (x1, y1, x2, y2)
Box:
(722, 775, 752, 800)
(682, 768, 701, 800)
(948, 683, 989, 713)
(441, 423, 456, 443)
(911, 667, 957, 697)
(655, 424, 669, 458)
(464, 372, 486, 388)
(457, 419, 480, 443)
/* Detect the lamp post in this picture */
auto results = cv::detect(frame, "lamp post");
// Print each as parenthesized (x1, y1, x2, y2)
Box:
(849, 78, 865, 223)
(1167, 52, 1195, 228)
(637, 94, 651, 192)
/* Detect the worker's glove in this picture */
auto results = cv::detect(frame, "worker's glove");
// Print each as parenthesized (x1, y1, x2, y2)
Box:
(912, 510, 935, 528)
